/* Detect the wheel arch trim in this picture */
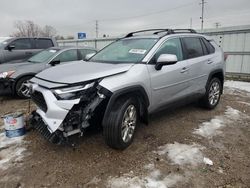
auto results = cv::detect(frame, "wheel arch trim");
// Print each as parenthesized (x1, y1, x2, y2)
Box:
(102, 85, 150, 126)
(206, 69, 224, 89)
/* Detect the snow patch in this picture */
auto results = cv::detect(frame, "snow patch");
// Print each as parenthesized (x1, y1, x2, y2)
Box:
(107, 174, 143, 188)
(203, 157, 213, 166)
(224, 106, 241, 119)
(0, 132, 27, 170)
(107, 168, 184, 188)
(85, 176, 101, 187)
(224, 80, 250, 93)
(194, 117, 224, 138)
(158, 142, 204, 166)
(194, 106, 241, 138)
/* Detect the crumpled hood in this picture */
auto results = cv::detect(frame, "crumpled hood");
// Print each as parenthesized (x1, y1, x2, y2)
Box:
(35, 61, 134, 84)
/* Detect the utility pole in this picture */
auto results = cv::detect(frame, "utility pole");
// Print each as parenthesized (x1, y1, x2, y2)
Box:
(200, 0, 206, 32)
(190, 18, 193, 29)
(95, 20, 99, 38)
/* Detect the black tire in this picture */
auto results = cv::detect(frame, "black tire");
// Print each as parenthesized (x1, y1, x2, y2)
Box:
(200, 77, 222, 109)
(15, 76, 33, 99)
(103, 97, 139, 150)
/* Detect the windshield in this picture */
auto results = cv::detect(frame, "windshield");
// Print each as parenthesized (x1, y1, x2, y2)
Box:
(90, 38, 158, 64)
(28, 49, 60, 63)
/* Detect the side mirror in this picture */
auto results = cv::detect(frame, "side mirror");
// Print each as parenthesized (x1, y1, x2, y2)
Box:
(7, 45, 15, 51)
(85, 53, 96, 61)
(155, 54, 178, 70)
(50, 60, 60, 66)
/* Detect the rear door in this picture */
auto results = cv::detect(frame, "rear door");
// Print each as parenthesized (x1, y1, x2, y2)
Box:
(48, 49, 79, 67)
(181, 37, 209, 94)
(32, 38, 55, 56)
(3, 38, 33, 62)
(147, 38, 190, 111)
(78, 49, 97, 60)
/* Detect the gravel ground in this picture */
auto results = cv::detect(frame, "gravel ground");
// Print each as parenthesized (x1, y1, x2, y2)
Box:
(0, 85, 250, 188)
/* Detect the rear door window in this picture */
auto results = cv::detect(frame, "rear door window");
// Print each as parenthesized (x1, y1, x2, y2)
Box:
(9, 38, 33, 50)
(54, 49, 78, 62)
(182, 37, 204, 59)
(201, 38, 215, 54)
(35, 39, 54, 49)
(200, 38, 209, 55)
(79, 49, 96, 59)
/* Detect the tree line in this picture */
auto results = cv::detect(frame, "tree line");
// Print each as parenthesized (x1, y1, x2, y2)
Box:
(12, 20, 74, 40)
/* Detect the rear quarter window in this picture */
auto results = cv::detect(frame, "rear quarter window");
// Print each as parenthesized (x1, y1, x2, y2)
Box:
(35, 39, 54, 49)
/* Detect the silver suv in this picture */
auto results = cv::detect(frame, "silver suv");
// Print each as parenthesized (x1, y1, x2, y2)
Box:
(29, 29, 225, 149)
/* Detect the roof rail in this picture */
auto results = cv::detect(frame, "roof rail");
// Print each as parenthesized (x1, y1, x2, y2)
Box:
(168, 29, 197, 34)
(124, 28, 197, 38)
(125, 29, 171, 38)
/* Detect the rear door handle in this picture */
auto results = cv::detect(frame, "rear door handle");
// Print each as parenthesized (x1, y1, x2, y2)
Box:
(180, 67, 189, 73)
(207, 59, 213, 64)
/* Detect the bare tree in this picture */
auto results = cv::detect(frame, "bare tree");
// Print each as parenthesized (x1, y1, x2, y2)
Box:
(41, 25, 57, 37)
(12, 20, 57, 37)
(66, 35, 74, 40)
(55, 35, 65, 40)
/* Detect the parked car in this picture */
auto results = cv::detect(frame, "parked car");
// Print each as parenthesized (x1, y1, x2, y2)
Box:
(0, 37, 58, 64)
(29, 29, 225, 149)
(0, 46, 97, 98)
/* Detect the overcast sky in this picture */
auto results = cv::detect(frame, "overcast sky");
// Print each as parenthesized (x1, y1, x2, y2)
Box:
(1, 0, 250, 38)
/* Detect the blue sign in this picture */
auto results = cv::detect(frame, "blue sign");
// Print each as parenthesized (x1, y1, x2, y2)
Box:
(78, 32, 86, 39)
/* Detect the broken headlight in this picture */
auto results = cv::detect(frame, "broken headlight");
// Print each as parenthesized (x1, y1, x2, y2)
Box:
(53, 82, 95, 100)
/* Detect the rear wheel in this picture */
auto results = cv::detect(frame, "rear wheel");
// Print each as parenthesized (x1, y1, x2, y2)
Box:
(201, 77, 222, 109)
(103, 97, 138, 150)
(15, 76, 33, 99)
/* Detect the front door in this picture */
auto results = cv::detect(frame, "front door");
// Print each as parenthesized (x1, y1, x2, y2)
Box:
(3, 38, 33, 63)
(147, 38, 190, 112)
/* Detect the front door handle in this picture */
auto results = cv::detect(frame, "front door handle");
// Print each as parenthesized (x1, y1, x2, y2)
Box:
(180, 67, 189, 73)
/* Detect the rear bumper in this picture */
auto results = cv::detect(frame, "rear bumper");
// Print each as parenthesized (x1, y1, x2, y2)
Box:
(0, 78, 14, 95)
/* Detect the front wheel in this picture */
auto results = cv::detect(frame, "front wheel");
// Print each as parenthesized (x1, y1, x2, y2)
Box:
(15, 76, 33, 99)
(201, 77, 222, 109)
(103, 97, 138, 150)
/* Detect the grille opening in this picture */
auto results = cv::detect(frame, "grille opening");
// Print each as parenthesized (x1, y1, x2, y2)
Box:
(31, 91, 48, 112)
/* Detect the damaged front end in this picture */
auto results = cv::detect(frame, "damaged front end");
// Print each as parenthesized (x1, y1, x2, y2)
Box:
(29, 79, 111, 144)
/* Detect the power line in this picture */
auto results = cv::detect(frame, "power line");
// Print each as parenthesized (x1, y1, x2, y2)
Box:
(99, 2, 196, 22)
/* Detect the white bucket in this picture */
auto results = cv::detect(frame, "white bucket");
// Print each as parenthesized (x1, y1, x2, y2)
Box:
(2, 112, 26, 138)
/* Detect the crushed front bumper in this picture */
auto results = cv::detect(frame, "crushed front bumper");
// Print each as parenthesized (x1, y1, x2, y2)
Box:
(30, 84, 81, 133)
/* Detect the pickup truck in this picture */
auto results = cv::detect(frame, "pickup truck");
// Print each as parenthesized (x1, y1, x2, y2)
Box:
(0, 37, 58, 64)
